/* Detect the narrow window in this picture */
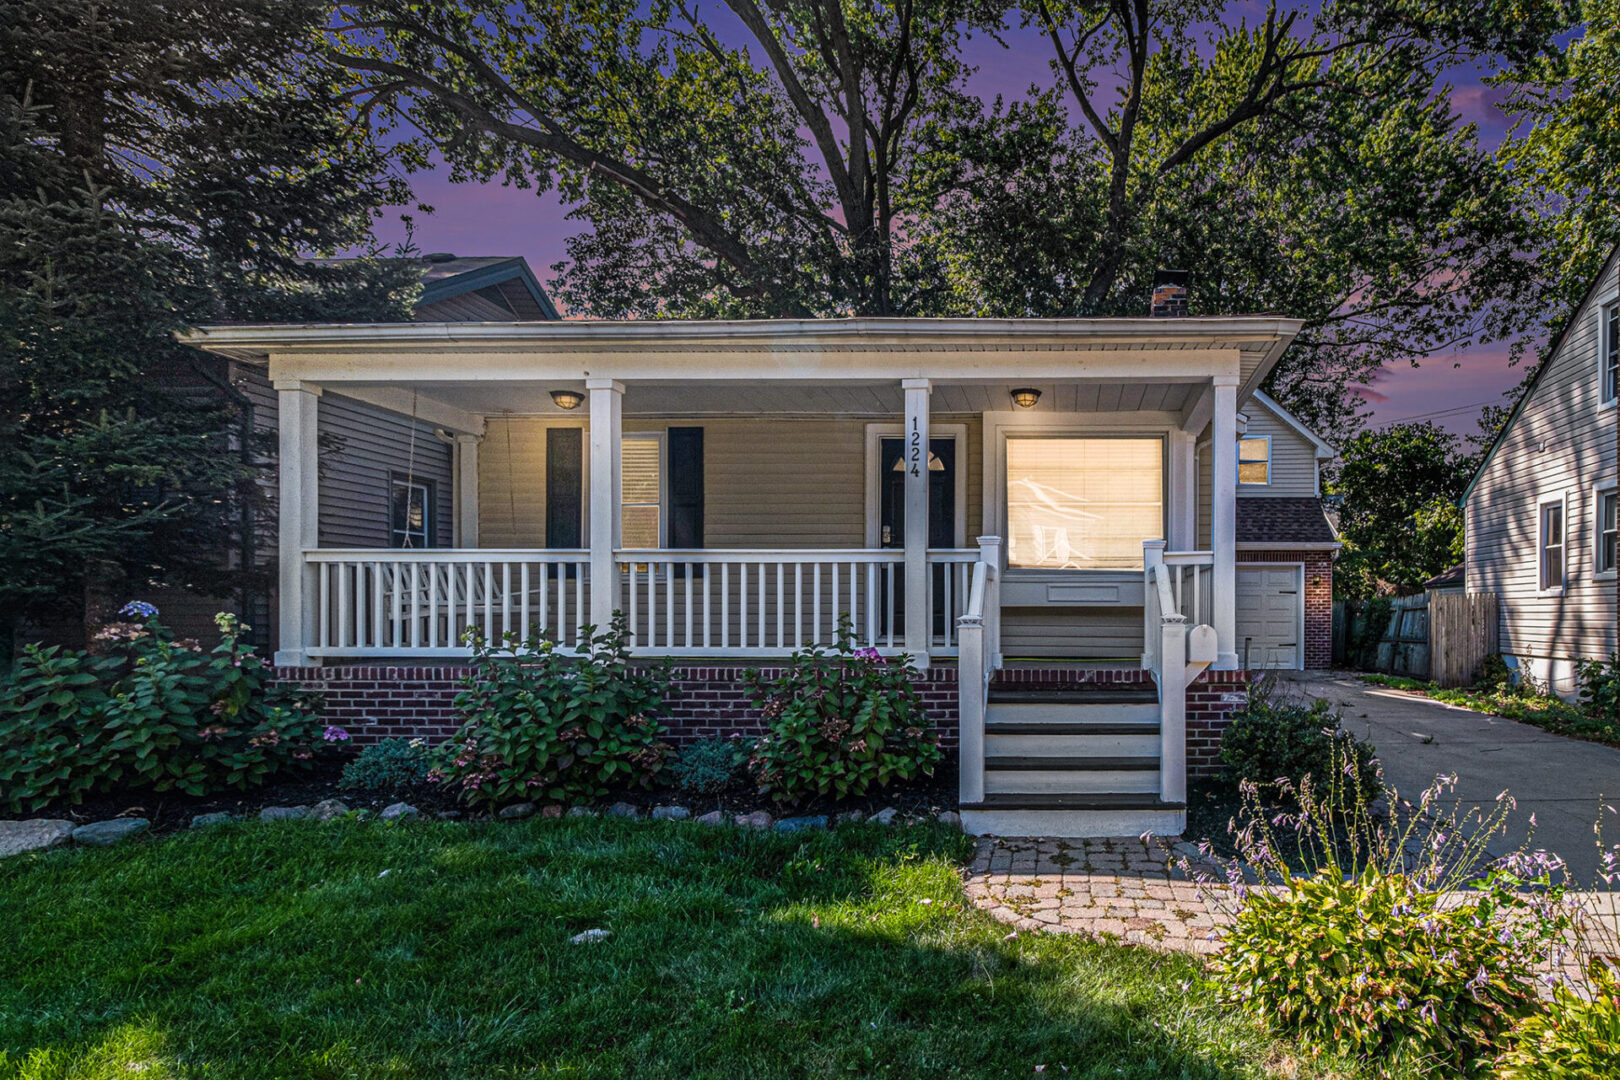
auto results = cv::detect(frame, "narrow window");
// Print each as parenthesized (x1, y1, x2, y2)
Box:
(1599, 488, 1618, 576)
(390, 477, 432, 549)
(1540, 500, 1564, 590)
(1604, 303, 1618, 405)
(1005, 436, 1163, 570)
(621, 434, 663, 550)
(1238, 436, 1270, 485)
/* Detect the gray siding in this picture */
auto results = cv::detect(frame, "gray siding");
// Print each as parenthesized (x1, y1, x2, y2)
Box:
(318, 393, 454, 548)
(1242, 402, 1321, 497)
(1465, 249, 1620, 688)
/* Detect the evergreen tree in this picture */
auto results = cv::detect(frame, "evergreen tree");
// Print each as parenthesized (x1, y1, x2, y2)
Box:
(0, 0, 419, 649)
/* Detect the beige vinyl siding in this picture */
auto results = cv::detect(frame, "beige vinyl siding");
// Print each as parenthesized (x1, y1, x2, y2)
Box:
(1197, 437, 1212, 549)
(318, 393, 454, 548)
(1241, 405, 1320, 496)
(1466, 250, 1620, 678)
(480, 416, 985, 550)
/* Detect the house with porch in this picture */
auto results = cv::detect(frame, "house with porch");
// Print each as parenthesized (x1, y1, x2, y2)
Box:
(181, 311, 1337, 837)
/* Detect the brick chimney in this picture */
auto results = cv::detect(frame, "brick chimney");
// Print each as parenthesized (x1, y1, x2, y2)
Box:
(1150, 270, 1189, 317)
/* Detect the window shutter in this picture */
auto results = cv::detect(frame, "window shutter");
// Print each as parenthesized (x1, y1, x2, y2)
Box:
(546, 427, 582, 551)
(668, 427, 704, 566)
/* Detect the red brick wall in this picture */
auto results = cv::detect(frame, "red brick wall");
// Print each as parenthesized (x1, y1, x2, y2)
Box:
(275, 663, 964, 748)
(276, 662, 1253, 779)
(1236, 550, 1335, 670)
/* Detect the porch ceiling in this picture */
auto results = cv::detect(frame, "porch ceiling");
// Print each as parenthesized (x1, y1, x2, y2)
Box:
(337, 378, 1205, 418)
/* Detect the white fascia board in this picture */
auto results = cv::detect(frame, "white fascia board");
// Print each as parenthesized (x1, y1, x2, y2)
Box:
(1251, 390, 1336, 457)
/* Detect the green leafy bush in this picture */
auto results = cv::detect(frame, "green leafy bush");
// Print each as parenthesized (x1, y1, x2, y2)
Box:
(1496, 964, 1620, 1079)
(435, 616, 673, 808)
(745, 621, 942, 803)
(1189, 745, 1575, 1077)
(0, 607, 332, 812)
(1575, 654, 1620, 728)
(1219, 677, 1378, 802)
(340, 738, 432, 791)
(667, 736, 748, 795)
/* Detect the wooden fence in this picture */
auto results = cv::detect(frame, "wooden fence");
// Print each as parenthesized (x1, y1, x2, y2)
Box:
(1428, 591, 1500, 688)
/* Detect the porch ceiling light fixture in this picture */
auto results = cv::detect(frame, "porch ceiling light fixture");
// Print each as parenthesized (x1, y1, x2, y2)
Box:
(1009, 387, 1042, 409)
(549, 389, 584, 410)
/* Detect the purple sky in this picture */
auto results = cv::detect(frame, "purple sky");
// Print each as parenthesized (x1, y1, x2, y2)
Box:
(367, 16, 1536, 437)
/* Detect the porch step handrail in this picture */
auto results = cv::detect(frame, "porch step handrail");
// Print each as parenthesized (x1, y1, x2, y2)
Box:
(955, 536, 1003, 807)
(1143, 542, 1217, 805)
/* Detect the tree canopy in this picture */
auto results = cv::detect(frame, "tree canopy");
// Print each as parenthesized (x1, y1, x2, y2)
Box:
(0, 0, 418, 645)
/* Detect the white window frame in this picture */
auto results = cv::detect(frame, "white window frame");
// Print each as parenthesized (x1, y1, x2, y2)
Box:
(1602, 300, 1619, 408)
(620, 430, 668, 551)
(1237, 435, 1271, 487)
(1595, 482, 1618, 581)
(999, 431, 1170, 572)
(1537, 495, 1567, 595)
(390, 475, 434, 549)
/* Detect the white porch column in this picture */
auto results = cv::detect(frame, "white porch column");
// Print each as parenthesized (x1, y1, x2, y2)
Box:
(274, 381, 321, 666)
(453, 434, 480, 548)
(902, 379, 931, 666)
(587, 378, 624, 633)
(1210, 375, 1239, 669)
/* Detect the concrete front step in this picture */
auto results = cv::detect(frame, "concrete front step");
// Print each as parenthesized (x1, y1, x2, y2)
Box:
(960, 793, 1186, 838)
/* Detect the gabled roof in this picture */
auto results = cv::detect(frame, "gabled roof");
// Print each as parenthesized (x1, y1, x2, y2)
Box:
(1461, 241, 1620, 504)
(1249, 390, 1336, 458)
(306, 253, 560, 321)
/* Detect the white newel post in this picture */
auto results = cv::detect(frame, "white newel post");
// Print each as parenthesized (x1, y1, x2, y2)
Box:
(1142, 539, 1166, 670)
(902, 379, 931, 667)
(957, 611, 985, 805)
(1210, 376, 1239, 669)
(1159, 613, 1188, 804)
(587, 379, 624, 634)
(274, 381, 321, 666)
(977, 535, 1003, 668)
(453, 434, 480, 548)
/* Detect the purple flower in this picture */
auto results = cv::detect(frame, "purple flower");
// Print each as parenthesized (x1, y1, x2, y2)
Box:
(323, 726, 351, 742)
(851, 647, 883, 662)
(119, 600, 159, 619)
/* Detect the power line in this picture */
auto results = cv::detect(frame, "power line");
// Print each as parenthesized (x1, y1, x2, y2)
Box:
(1369, 396, 1505, 426)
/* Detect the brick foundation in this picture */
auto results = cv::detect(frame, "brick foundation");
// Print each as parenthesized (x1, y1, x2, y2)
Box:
(1237, 549, 1335, 670)
(276, 661, 1252, 778)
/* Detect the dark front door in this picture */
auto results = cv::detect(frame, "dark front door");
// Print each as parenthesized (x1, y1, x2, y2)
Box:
(880, 437, 956, 636)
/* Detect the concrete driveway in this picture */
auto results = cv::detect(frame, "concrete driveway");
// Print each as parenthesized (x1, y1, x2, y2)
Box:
(1278, 671, 1620, 887)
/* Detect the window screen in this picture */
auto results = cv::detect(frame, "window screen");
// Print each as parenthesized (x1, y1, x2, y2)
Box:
(1006, 437, 1163, 570)
(621, 435, 663, 549)
(1238, 437, 1270, 485)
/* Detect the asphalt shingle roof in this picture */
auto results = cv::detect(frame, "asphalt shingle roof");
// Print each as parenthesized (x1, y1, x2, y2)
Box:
(1235, 497, 1338, 546)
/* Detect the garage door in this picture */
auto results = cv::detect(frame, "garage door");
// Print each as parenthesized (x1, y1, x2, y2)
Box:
(1236, 567, 1301, 669)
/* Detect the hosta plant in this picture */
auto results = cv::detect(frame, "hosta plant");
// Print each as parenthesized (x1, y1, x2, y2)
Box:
(435, 615, 673, 808)
(745, 619, 942, 803)
(1496, 961, 1620, 1080)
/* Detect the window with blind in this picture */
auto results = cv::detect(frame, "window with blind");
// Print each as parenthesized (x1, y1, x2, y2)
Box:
(1238, 436, 1270, 485)
(1006, 437, 1164, 570)
(621, 434, 663, 549)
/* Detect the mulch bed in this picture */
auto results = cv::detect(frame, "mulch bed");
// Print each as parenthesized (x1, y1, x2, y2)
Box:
(4, 753, 961, 835)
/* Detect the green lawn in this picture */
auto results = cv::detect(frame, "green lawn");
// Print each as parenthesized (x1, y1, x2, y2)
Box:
(1358, 674, 1619, 747)
(0, 818, 1379, 1080)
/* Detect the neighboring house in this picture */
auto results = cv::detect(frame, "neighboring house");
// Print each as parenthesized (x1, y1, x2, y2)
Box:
(153, 254, 557, 642)
(182, 304, 1335, 838)
(1461, 243, 1620, 696)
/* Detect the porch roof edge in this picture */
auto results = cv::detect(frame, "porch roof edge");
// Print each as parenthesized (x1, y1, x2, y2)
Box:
(178, 314, 1305, 361)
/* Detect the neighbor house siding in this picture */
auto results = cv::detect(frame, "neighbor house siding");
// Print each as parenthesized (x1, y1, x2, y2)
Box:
(1466, 251, 1620, 693)
(318, 393, 454, 548)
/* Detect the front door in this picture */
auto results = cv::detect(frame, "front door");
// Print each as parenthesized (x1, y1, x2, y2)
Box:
(879, 437, 956, 636)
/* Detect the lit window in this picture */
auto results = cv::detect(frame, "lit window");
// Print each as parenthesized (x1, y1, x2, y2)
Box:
(1599, 489, 1618, 576)
(390, 478, 432, 549)
(1006, 437, 1163, 570)
(1238, 436, 1270, 485)
(1604, 303, 1618, 405)
(621, 434, 663, 549)
(1540, 500, 1564, 590)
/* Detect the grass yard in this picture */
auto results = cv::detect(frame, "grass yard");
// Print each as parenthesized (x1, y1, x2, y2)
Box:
(1358, 673, 1620, 747)
(0, 819, 1375, 1080)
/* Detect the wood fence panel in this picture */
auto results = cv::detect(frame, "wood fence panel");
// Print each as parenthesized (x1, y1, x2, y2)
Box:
(1428, 591, 1500, 688)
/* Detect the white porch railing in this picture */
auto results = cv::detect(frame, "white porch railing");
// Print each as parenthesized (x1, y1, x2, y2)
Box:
(613, 548, 979, 656)
(1143, 541, 1217, 804)
(303, 547, 982, 660)
(306, 549, 591, 657)
(955, 536, 1003, 807)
